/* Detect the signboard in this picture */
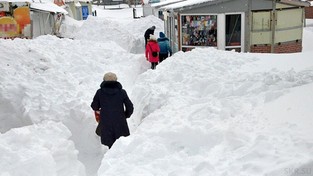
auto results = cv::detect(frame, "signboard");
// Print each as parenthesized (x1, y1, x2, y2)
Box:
(0, 5, 31, 38)
(0, 17, 19, 37)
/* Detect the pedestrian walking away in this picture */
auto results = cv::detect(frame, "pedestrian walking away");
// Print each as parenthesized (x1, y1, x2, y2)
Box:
(145, 34, 160, 70)
(91, 72, 134, 149)
(157, 32, 172, 63)
(144, 26, 156, 46)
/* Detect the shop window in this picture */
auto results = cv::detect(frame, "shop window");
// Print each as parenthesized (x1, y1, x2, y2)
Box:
(225, 14, 241, 47)
(225, 48, 241, 52)
(181, 15, 217, 51)
(158, 11, 164, 20)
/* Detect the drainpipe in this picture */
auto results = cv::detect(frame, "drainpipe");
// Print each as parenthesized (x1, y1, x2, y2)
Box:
(167, 9, 175, 53)
(303, 6, 306, 27)
(271, 0, 276, 53)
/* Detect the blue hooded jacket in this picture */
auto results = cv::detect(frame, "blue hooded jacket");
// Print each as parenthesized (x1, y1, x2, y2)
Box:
(157, 32, 172, 55)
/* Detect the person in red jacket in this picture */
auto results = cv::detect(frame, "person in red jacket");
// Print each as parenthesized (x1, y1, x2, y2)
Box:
(145, 34, 160, 70)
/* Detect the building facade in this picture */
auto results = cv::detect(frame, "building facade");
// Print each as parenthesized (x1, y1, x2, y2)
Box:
(160, 0, 310, 53)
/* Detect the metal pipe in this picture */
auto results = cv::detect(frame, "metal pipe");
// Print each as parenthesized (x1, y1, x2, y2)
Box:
(271, 0, 276, 53)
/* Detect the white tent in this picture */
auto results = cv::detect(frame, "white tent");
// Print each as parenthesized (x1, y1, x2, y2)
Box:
(30, 2, 68, 38)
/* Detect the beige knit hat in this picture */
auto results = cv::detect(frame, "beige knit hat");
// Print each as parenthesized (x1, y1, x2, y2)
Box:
(149, 34, 157, 41)
(103, 72, 117, 81)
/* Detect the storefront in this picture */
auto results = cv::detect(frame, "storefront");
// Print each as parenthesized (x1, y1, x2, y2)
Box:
(160, 0, 309, 54)
(30, 2, 68, 38)
(181, 14, 218, 51)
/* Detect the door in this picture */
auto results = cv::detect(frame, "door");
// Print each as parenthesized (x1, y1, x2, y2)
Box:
(82, 6, 89, 20)
(166, 13, 178, 53)
(31, 12, 52, 38)
(225, 14, 241, 52)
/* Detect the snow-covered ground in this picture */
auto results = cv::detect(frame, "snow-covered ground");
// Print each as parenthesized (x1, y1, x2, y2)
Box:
(1, 6, 313, 176)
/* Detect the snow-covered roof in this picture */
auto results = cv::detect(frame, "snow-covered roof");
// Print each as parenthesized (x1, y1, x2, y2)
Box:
(64, 0, 92, 3)
(30, 2, 68, 14)
(151, 0, 186, 8)
(2, 0, 31, 2)
(32, 0, 53, 3)
(74, 1, 81, 6)
(160, 0, 217, 10)
(160, 0, 310, 11)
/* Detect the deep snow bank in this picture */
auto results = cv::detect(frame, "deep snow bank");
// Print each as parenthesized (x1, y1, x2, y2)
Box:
(0, 35, 147, 175)
(73, 15, 164, 54)
(0, 121, 85, 176)
(59, 15, 83, 39)
(98, 48, 313, 176)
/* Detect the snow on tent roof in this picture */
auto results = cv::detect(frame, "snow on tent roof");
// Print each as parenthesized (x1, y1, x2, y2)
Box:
(30, 2, 68, 14)
(3, 0, 31, 2)
(75, 2, 81, 7)
(159, 0, 217, 10)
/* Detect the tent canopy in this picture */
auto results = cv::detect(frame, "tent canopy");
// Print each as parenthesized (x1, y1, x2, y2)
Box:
(30, 2, 68, 14)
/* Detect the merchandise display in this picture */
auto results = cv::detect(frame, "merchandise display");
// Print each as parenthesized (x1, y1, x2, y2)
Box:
(181, 15, 217, 48)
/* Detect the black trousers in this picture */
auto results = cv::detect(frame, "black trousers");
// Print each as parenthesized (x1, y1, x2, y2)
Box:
(151, 62, 158, 69)
(159, 53, 169, 63)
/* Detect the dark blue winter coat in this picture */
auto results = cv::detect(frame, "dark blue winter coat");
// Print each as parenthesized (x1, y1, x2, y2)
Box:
(91, 81, 134, 148)
(157, 32, 172, 55)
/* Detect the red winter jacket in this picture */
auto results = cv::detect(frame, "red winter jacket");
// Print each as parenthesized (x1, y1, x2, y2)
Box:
(145, 40, 160, 63)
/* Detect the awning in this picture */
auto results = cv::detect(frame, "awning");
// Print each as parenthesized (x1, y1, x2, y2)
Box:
(30, 2, 68, 14)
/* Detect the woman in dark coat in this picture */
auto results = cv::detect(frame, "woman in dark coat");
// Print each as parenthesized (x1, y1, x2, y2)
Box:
(144, 26, 156, 46)
(91, 72, 134, 149)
